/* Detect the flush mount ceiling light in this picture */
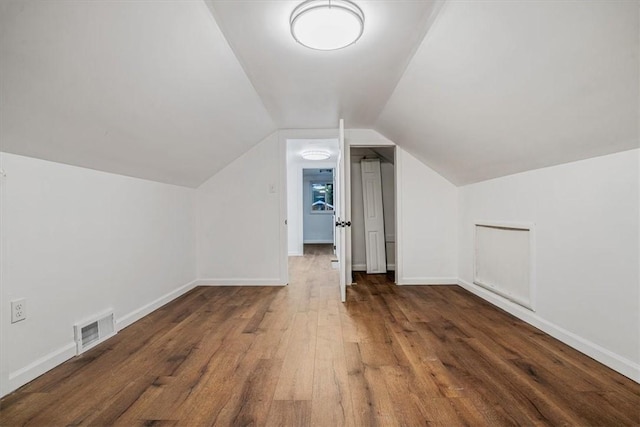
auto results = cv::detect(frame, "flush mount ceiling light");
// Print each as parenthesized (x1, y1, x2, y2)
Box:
(301, 150, 331, 160)
(290, 0, 365, 51)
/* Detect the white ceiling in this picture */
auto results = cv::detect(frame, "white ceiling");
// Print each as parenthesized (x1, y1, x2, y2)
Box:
(376, 0, 639, 185)
(0, 0, 275, 187)
(1, 0, 637, 187)
(206, 0, 441, 129)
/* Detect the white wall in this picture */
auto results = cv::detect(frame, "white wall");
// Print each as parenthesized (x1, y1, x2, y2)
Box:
(0, 152, 197, 397)
(286, 154, 305, 256)
(351, 155, 396, 271)
(302, 171, 334, 244)
(396, 147, 458, 284)
(197, 132, 286, 285)
(458, 149, 640, 381)
(345, 129, 395, 147)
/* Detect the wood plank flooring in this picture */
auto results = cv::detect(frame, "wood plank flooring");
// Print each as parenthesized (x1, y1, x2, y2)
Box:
(1, 244, 639, 426)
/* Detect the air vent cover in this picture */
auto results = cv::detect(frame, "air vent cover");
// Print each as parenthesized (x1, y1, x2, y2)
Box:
(74, 311, 116, 355)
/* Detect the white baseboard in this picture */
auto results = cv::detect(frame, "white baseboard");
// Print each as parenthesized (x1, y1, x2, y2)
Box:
(3, 342, 77, 397)
(197, 278, 287, 286)
(288, 251, 303, 256)
(397, 277, 458, 285)
(457, 279, 640, 383)
(116, 279, 198, 330)
(352, 263, 396, 272)
(5, 275, 634, 401)
(0, 278, 199, 399)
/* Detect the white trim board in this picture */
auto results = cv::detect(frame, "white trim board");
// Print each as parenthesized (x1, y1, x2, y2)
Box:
(457, 279, 640, 383)
(1, 278, 199, 398)
(394, 148, 403, 286)
(116, 279, 198, 330)
(3, 342, 77, 397)
(397, 277, 458, 285)
(352, 263, 396, 271)
(197, 278, 287, 286)
(303, 240, 333, 244)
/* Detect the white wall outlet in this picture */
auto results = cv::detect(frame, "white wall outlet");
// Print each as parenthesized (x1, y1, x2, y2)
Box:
(11, 298, 26, 323)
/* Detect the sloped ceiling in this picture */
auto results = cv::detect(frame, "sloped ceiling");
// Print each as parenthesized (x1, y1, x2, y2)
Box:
(0, 0, 275, 187)
(376, 0, 639, 185)
(1, 0, 637, 187)
(207, 0, 441, 129)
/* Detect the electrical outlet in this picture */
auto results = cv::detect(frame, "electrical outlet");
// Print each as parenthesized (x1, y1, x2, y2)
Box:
(11, 298, 26, 323)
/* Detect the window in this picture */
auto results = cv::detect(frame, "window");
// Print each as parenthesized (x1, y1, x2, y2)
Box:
(311, 182, 334, 212)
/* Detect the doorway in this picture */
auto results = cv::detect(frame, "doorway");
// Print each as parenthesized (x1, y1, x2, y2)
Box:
(349, 146, 396, 279)
(285, 138, 338, 257)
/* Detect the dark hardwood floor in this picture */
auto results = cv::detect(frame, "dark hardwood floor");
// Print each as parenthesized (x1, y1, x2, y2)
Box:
(1, 246, 639, 426)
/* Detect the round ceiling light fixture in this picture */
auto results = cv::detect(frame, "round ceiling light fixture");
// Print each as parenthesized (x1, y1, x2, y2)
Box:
(301, 150, 331, 160)
(290, 0, 365, 51)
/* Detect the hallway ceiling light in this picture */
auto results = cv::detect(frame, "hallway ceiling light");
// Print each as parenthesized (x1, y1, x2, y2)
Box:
(301, 150, 331, 160)
(290, 0, 365, 51)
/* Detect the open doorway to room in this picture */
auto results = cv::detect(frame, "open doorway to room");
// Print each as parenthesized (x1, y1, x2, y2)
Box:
(285, 138, 339, 259)
(349, 146, 396, 282)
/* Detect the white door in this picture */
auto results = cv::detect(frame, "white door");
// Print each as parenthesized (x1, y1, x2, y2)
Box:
(361, 158, 387, 273)
(335, 119, 351, 302)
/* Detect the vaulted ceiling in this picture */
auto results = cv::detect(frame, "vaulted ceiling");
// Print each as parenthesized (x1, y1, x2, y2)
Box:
(1, 0, 637, 187)
(206, 0, 441, 129)
(0, 1, 275, 187)
(377, 0, 639, 184)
